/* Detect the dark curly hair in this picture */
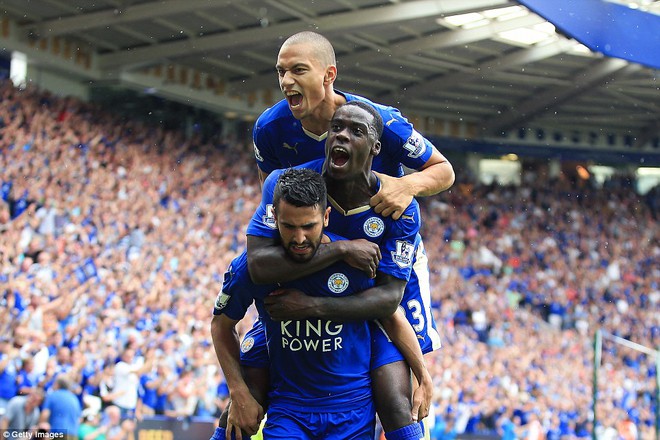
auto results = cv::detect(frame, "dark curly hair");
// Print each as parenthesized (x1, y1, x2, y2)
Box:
(273, 168, 327, 212)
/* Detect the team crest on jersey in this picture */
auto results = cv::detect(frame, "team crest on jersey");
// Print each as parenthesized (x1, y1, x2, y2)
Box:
(363, 217, 385, 238)
(263, 204, 277, 229)
(328, 273, 349, 293)
(391, 240, 414, 268)
(403, 130, 426, 159)
(214, 291, 231, 311)
(241, 337, 255, 353)
(253, 143, 263, 162)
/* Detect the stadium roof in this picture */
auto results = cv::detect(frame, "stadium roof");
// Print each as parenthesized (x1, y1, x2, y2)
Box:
(1, 0, 659, 152)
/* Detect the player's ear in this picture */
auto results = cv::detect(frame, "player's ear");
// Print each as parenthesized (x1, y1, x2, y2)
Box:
(323, 206, 331, 227)
(324, 65, 337, 84)
(371, 140, 381, 157)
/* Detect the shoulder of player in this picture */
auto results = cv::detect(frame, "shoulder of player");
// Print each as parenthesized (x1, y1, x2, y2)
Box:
(386, 200, 421, 228)
(344, 92, 409, 131)
(295, 158, 324, 173)
(263, 167, 287, 189)
(222, 253, 252, 288)
(254, 99, 293, 131)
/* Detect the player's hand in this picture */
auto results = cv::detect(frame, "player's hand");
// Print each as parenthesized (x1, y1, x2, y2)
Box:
(264, 288, 317, 320)
(370, 171, 414, 220)
(342, 239, 381, 278)
(411, 369, 433, 422)
(226, 391, 264, 440)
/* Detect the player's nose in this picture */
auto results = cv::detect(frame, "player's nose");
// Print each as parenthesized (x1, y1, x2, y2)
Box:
(280, 70, 295, 87)
(293, 228, 306, 244)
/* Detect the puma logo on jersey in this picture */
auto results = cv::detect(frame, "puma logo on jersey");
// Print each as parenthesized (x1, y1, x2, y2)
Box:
(282, 142, 299, 154)
(385, 116, 397, 127)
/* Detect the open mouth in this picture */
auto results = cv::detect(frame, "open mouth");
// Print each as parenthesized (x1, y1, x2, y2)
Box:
(286, 92, 303, 109)
(289, 243, 311, 256)
(330, 147, 350, 167)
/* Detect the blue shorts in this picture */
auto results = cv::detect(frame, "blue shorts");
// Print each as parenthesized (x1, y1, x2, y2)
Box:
(264, 401, 376, 439)
(240, 319, 405, 370)
(239, 318, 269, 368)
(370, 321, 405, 370)
(400, 240, 442, 354)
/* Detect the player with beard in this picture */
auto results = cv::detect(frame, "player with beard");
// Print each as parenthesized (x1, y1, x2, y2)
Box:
(228, 101, 432, 440)
(211, 167, 428, 440)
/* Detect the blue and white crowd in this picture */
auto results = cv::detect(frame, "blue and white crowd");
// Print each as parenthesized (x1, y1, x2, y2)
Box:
(0, 80, 658, 439)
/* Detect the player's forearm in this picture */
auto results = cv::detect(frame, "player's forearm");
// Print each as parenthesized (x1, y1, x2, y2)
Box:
(404, 160, 454, 197)
(211, 316, 250, 396)
(247, 235, 347, 284)
(379, 311, 428, 384)
(314, 279, 404, 321)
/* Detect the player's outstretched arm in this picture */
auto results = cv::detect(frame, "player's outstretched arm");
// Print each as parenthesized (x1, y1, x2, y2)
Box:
(378, 310, 433, 422)
(210, 315, 264, 439)
(247, 235, 381, 284)
(370, 149, 454, 219)
(264, 272, 404, 322)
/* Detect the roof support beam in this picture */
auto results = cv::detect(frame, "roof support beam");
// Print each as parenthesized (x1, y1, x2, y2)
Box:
(384, 37, 577, 100)
(23, 0, 231, 37)
(98, 0, 511, 70)
(229, 1, 523, 93)
(482, 58, 638, 135)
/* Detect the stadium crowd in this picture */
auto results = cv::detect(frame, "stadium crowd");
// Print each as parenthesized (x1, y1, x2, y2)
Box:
(0, 79, 658, 439)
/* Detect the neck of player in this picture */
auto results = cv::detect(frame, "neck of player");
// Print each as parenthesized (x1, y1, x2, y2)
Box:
(325, 171, 378, 211)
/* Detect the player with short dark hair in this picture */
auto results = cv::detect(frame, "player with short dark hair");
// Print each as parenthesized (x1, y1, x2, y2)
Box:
(211, 167, 427, 440)
(235, 102, 432, 440)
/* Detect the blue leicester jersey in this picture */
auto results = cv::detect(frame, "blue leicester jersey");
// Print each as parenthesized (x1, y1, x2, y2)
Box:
(246, 159, 420, 284)
(253, 90, 435, 177)
(213, 236, 376, 412)
(246, 160, 444, 354)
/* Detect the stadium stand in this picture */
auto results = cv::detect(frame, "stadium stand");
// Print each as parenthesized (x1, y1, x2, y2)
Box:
(0, 79, 658, 439)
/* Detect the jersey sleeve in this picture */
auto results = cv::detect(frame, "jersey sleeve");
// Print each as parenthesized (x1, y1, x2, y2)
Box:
(245, 169, 281, 239)
(252, 112, 280, 174)
(377, 201, 422, 281)
(381, 108, 435, 171)
(212, 257, 256, 321)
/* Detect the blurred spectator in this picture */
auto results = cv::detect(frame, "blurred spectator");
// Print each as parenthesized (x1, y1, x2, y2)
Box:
(110, 348, 152, 419)
(0, 336, 20, 411)
(78, 411, 107, 440)
(40, 376, 82, 438)
(164, 367, 197, 419)
(103, 406, 135, 440)
(0, 388, 44, 430)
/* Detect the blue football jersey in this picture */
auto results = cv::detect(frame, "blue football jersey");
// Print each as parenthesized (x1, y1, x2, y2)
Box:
(253, 91, 435, 178)
(246, 160, 443, 353)
(246, 159, 419, 283)
(213, 235, 377, 412)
